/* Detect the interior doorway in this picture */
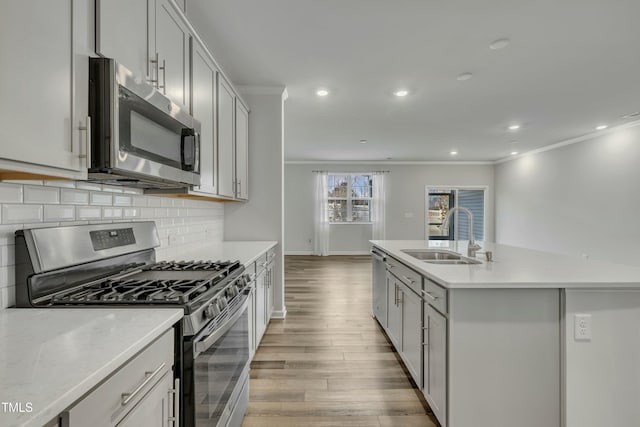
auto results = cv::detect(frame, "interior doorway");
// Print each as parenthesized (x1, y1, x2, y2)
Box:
(425, 186, 487, 241)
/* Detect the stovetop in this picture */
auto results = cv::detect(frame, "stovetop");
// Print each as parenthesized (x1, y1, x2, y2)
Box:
(48, 260, 242, 306)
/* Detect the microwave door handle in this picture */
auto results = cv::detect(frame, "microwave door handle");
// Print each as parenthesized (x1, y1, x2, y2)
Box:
(194, 292, 250, 358)
(194, 132, 200, 173)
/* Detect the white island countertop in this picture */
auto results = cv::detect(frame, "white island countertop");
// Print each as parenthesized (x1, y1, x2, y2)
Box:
(158, 240, 278, 267)
(0, 308, 183, 427)
(371, 240, 640, 288)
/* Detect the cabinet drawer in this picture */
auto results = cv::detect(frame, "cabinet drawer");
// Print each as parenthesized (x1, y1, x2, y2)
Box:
(423, 279, 448, 315)
(66, 329, 174, 425)
(266, 248, 276, 262)
(256, 253, 270, 274)
(386, 256, 422, 295)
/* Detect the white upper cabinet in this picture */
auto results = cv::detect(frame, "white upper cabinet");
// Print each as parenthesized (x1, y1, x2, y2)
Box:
(97, 0, 190, 109)
(0, 0, 90, 179)
(96, 0, 153, 82)
(190, 37, 217, 195)
(155, 0, 190, 108)
(235, 101, 249, 200)
(217, 75, 236, 199)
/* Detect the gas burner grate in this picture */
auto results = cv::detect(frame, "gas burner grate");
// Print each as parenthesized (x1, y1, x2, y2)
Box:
(150, 260, 237, 272)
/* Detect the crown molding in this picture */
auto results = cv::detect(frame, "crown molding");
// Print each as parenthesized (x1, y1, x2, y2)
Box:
(236, 85, 287, 96)
(284, 160, 494, 165)
(495, 119, 640, 164)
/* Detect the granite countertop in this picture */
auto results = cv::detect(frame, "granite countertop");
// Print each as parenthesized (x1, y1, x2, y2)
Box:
(0, 308, 183, 427)
(371, 240, 640, 289)
(158, 240, 278, 267)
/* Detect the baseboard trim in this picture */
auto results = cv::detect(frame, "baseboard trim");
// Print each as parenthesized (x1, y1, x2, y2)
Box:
(284, 250, 370, 256)
(284, 250, 313, 255)
(271, 308, 287, 319)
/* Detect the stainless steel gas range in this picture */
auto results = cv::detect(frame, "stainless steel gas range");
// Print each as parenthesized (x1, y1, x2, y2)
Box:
(14, 222, 251, 427)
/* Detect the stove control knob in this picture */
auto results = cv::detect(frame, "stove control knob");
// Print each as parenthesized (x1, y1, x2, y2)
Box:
(204, 303, 217, 320)
(217, 298, 227, 310)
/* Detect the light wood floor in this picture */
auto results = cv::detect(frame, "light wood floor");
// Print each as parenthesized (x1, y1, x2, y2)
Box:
(242, 255, 437, 427)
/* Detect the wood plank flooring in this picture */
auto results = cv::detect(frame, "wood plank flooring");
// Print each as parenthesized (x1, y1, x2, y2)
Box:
(242, 255, 437, 427)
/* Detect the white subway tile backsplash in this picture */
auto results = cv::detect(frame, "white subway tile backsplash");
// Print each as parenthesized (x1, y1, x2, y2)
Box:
(0, 183, 23, 203)
(44, 205, 76, 222)
(101, 185, 123, 193)
(76, 182, 102, 191)
(147, 197, 162, 207)
(44, 180, 76, 188)
(24, 186, 59, 204)
(61, 189, 89, 205)
(90, 192, 112, 206)
(132, 196, 147, 207)
(123, 208, 140, 218)
(77, 206, 102, 220)
(2, 205, 43, 224)
(103, 208, 123, 219)
(113, 195, 132, 206)
(0, 181, 224, 311)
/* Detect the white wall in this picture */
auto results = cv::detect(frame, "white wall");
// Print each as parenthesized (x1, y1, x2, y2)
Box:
(225, 89, 286, 317)
(495, 123, 640, 266)
(0, 180, 224, 310)
(285, 163, 495, 254)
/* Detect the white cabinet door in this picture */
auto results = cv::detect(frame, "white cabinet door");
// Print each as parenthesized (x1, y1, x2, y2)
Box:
(266, 261, 274, 321)
(155, 0, 190, 108)
(400, 284, 422, 387)
(386, 272, 402, 349)
(191, 38, 217, 195)
(217, 75, 236, 198)
(0, 0, 87, 176)
(235, 101, 249, 200)
(424, 304, 447, 427)
(96, 0, 153, 81)
(116, 372, 172, 427)
(248, 280, 256, 359)
(255, 269, 267, 345)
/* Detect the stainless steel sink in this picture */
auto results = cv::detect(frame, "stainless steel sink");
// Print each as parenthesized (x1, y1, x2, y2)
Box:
(401, 249, 482, 265)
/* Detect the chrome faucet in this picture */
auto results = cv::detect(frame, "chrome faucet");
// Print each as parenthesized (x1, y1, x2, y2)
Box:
(441, 207, 482, 257)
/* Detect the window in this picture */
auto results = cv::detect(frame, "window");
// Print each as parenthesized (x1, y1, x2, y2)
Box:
(328, 174, 372, 223)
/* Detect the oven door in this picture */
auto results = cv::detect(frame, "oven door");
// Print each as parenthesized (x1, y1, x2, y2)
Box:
(185, 289, 251, 427)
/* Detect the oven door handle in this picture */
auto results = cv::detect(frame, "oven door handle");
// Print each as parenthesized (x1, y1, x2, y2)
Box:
(194, 290, 251, 357)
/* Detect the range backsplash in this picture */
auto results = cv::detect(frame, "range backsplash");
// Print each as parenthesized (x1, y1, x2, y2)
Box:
(0, 180, 224, 309)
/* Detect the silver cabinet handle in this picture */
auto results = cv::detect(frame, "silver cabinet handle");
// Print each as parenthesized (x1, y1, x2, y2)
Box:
(421, 289, 438, 301)
(149, 52, 159, 87)
(78, 116, 91, 160)
(159, 59, 166, 94)
(121, 362, 166, 406)
(401, 275, 415, 284)
(168, 378, 180, 426)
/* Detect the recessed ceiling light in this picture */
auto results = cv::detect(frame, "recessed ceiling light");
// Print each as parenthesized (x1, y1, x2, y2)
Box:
(508, 124, 521, 131)
(450, 151, 458, 156)
(595, 125, 608, 130)
(359, 139, 368, 144)
(622, 112, 640, 119)
(510, 151, 519, 156)
(393, 89, 409, 97)
(316, 88, 329, 97)
(510, 140, 520, 144)
(489, 38, 511, 50)
(457, 72, 473, 81)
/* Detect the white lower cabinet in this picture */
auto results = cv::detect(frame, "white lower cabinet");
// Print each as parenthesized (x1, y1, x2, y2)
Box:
(386, 272, 402, 349)
(64, 329, 177, 427)
(116, 372, 172, 427)
(400, 283, 423, 387)
(424, 304, 447, 427)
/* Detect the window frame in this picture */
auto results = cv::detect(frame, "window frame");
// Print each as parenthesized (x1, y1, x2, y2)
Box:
(328, 173, 373, 224)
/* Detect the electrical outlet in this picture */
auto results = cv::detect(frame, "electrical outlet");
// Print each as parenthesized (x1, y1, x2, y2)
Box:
(574, 314, 592, 341)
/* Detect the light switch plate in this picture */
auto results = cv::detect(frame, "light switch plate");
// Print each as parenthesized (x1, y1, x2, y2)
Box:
(574, 314, 592, 341)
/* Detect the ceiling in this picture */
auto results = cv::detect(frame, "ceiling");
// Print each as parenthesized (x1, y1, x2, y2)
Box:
(187, 0, 640, 162)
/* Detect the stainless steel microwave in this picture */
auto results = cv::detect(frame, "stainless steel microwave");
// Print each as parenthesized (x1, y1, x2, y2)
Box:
(88, 57, 200, 188)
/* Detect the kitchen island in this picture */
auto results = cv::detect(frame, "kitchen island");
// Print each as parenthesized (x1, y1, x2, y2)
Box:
(370, 240, 640, 427)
